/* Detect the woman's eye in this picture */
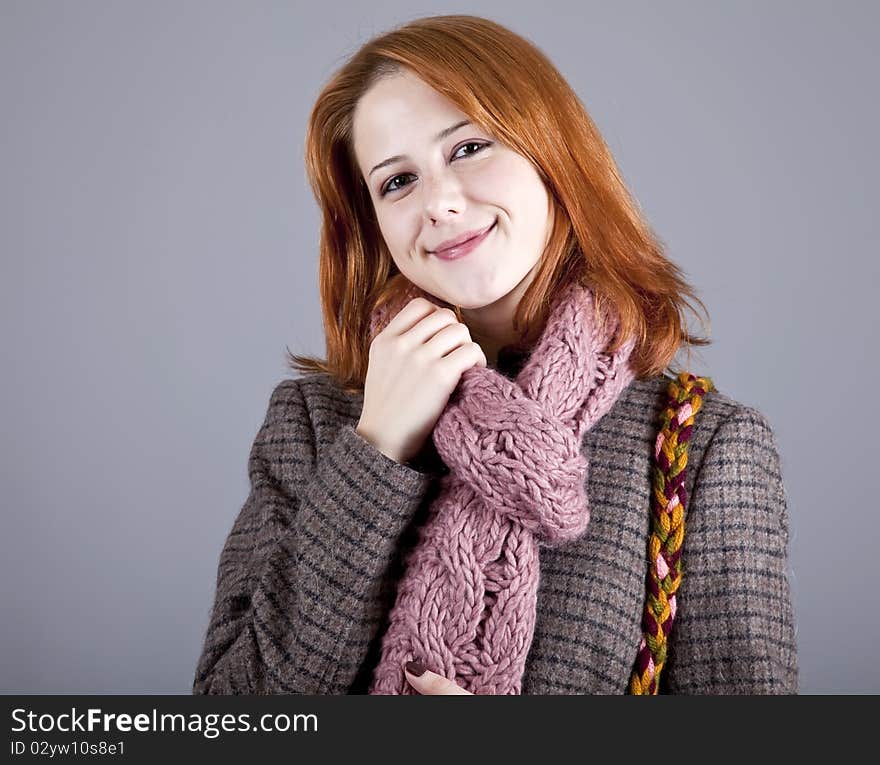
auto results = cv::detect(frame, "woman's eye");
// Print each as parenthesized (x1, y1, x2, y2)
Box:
(454, 141, 487, 159)
(381, 173, 412, 195)
(380, 141, 490, 196)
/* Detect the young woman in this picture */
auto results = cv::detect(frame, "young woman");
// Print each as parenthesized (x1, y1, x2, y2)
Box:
(192, 14, 798, 695)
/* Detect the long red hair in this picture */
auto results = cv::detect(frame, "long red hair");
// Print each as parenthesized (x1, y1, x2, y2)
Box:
(288, 14, 710, 395)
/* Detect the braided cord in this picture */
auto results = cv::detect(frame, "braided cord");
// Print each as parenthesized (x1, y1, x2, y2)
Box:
(629, 372, 715, 695)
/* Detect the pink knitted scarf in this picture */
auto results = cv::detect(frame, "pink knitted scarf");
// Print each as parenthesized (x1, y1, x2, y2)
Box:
(367, 279, 637, 694)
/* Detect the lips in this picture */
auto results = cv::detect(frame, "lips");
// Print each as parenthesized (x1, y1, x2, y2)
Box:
(429, 219, 497, 261)
(430, 220, 496, 255)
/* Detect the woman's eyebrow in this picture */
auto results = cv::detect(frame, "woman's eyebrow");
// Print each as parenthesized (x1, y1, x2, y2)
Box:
(368, 119, 472, 177)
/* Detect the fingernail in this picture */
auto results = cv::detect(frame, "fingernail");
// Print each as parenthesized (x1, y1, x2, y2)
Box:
(405, 660, 426, 677)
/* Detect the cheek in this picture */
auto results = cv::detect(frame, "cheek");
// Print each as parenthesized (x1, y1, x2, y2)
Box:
(507, 167, 551, 226)
(468, 160, 514, 199)
(376, 212, 408, 249)
(473, 154, 544, 214)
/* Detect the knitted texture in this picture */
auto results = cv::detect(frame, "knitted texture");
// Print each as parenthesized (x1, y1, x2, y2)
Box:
(629, 372, 715, 695)
(367, 280, 637, 694)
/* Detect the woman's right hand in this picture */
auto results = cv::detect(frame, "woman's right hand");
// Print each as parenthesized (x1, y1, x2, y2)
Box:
(356, 298, 487, 464)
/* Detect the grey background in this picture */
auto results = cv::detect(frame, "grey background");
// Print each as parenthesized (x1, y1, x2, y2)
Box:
(1, 1, 876, 694)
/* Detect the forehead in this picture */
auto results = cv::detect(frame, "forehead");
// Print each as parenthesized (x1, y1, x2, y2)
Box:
(352, 71, 468, 168)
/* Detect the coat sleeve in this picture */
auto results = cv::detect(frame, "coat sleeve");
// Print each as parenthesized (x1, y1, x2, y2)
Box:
(191, 378, 433, 694)
(663, 404, 799, 694)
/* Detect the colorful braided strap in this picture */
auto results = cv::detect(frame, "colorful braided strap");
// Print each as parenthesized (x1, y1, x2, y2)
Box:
(629, 372, 715, 695)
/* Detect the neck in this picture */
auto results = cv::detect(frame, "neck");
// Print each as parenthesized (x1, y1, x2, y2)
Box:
(461, 314, 523, 369)
(458, 264, 540, 369)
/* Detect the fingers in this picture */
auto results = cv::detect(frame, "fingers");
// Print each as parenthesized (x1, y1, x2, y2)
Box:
(421, 321, 473, 359)
(409, 306, 463, 347)
(404, 662, 473, 695)
(382, 297, 441, 338)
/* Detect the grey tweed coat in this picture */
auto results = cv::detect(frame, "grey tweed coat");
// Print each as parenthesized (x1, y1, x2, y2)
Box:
(192, 362, 798, 694)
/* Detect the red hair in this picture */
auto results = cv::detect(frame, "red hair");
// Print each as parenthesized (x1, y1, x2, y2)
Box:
(288, 14, 710, 395)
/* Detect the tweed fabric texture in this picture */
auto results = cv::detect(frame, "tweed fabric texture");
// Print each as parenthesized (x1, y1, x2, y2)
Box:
(192, 353, 798, 695)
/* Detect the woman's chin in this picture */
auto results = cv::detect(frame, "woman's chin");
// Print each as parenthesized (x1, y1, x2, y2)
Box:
(451, 283, 518, 311)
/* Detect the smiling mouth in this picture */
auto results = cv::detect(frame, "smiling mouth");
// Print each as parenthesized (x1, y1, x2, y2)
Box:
(430, 219, 497, 261)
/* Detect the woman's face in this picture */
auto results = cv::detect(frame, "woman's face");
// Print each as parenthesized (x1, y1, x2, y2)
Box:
(351, 68, 553, 312)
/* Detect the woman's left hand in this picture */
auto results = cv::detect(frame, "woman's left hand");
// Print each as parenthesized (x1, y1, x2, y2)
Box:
(404, 662, 473, 695)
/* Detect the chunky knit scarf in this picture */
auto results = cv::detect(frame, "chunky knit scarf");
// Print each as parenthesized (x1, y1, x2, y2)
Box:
(366, 279, 638, 695)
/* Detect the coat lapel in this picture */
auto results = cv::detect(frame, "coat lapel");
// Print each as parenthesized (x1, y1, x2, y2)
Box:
(522, 377, 665, 694)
